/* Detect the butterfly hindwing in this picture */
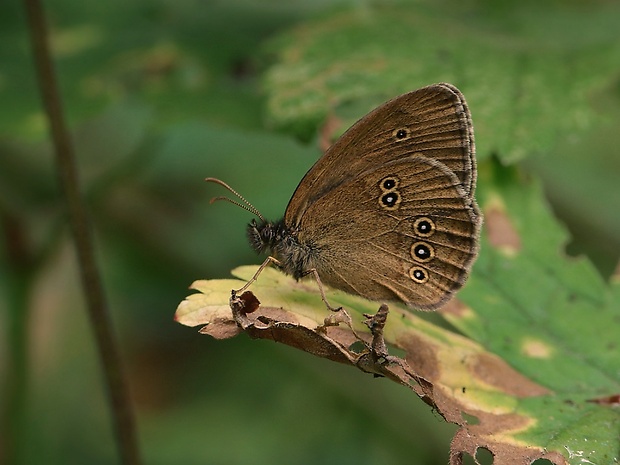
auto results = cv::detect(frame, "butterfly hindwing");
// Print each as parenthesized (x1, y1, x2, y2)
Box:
(296, 156, 480, 309)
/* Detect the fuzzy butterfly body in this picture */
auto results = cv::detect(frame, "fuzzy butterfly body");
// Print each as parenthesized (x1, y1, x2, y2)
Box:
(241, 83, 480, 310)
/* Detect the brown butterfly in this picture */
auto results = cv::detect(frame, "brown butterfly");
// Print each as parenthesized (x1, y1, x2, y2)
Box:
(208, 83, 481, 311)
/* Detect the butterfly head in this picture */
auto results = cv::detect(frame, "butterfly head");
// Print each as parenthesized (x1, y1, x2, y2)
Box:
(247, 218, 289, 254)
(205, 178, 293, 256)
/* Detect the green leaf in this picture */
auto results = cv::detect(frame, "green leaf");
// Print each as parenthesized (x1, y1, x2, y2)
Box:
(176, 161, 620, 464)
(263, 1, 620, 163)
(443, 163, 620, 463)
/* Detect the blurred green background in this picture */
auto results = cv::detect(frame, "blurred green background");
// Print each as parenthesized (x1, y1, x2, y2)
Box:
(1, 0, 619, 464)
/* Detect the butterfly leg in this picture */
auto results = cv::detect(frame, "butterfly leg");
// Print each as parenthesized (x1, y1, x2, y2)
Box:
(300, 268, 343, 312)
(233, 260, 343, 313)
(299, 268, 357, 330)
(233, 256, 282, 296)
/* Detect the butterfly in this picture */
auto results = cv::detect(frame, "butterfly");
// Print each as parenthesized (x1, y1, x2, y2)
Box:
(208, 83, 481, 311)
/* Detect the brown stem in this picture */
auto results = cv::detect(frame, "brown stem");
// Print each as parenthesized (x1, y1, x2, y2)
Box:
(21, 0, 142, 464)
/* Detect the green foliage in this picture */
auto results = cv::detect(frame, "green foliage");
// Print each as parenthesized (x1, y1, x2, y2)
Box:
(263, 1, 620, 164)
(455, 163, 620, 463)
(2, 0, 620, 464)
(457, 164, 620, 396)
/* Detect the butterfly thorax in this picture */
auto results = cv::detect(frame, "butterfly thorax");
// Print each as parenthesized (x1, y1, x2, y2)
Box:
(247, 218, 319, 280)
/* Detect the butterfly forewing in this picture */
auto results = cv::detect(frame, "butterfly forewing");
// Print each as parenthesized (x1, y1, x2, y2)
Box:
(285, 83, 476, 227)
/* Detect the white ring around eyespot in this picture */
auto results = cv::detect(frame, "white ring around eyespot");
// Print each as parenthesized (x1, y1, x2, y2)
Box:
(378, 191, 401, 210)
(379, 176, 400, 192)
(409, 266, 428, 283)
(413, 217, 436, 238)
(411, 241, 435, 263)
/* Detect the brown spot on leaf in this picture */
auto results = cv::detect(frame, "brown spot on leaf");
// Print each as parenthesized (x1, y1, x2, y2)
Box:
(319, 113, 343, 153)
(451, 427, 568, 465)
(439, 298, 472, 319)
(399, 333, 440, 381)
(612, 259, 620, 284)
(587, 393, 620, 406)
(472, 352, 550, 397)
(521, 338, 553, 359)
(485, 197, 521, 255)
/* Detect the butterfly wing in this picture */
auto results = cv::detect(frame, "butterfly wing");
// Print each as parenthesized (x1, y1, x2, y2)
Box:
(295, 156, 480, 310)
(284, 83, 475, 227)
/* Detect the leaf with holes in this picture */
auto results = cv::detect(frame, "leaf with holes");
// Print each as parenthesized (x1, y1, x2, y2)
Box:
(176, 161, 620, 464)
(440, 163, 620, 464)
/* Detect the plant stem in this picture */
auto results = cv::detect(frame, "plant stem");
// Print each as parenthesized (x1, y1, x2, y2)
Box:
(0, 209, 31, 465)
(21, 0, 142, 463)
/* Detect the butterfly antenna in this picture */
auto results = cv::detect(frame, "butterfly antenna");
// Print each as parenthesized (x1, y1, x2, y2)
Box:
(205, 177, 265, 222)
